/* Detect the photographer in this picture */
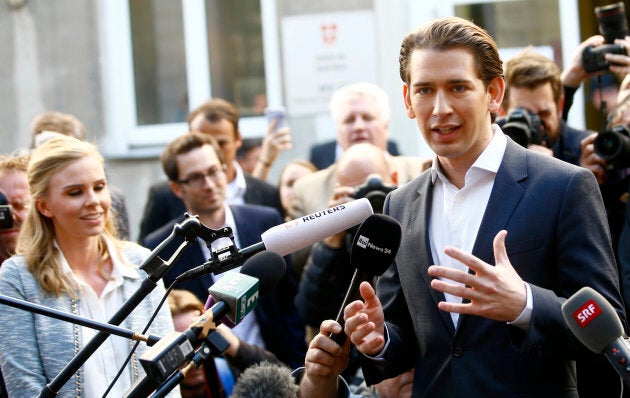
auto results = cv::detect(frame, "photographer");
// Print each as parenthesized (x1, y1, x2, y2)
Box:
(295, 143, 396, 333)
(295, 143, 396, 384)
(502, 49, 592, 165)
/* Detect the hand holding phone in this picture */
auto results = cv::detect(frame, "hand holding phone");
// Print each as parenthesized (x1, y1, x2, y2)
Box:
(265, 106, 287, 130)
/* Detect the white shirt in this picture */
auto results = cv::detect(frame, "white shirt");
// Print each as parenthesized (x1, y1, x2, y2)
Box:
(199, 203, 265, 348)
(59, 238, 139, 398)
(429, 126, 504, 327)
(226, 161, 247, 205)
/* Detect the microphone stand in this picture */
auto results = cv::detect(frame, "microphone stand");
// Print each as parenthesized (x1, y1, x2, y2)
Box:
(0, 294, 160, 346)
(39, 215, 217, 397)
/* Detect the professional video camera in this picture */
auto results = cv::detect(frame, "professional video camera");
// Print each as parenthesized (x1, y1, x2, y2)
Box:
(496, 107, 545, 148)
(583, 2, 629, 73)
(594, 124, 630, 168)
(351, 175, 396, 214)
(0, 193, 13, 229)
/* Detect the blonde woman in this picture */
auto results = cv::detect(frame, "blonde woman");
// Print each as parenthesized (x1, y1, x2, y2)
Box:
(0, 136, 175, 397)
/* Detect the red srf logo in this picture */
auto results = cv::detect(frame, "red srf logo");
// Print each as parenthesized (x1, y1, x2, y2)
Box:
(573, 299, 602, 328)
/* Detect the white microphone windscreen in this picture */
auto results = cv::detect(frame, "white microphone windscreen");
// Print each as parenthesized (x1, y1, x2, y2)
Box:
(261, 198, 373, 256)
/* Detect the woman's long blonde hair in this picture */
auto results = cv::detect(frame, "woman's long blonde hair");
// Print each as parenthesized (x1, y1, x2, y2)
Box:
(17, 136, 123, 297)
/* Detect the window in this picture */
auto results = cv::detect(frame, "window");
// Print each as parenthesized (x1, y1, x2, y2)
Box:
(100, 0, 282, 156)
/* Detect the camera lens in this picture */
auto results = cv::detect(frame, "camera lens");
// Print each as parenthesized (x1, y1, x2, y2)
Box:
(596, 2, 629, 43)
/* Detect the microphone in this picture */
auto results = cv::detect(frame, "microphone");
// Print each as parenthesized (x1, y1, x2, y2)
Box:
(176, 197, 373, 281)
(561, 286, 630, 385)
(330, 214, 402, 345)
(129, 251, 286, 396)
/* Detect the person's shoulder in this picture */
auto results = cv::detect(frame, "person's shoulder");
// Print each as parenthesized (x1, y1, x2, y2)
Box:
(232, 203, 282, 221)
(142, 217, 182, 247)
(293, 164, 336, 190)
(120, 241, 151, 261)
(244, 174, 277, 191)
(0, 255, 28, 275)
(148, 180, 172, 195)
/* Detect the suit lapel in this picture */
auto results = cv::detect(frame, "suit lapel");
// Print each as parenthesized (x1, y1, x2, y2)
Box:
(400, 173, 458, 335)
(457, 140, 527, 332)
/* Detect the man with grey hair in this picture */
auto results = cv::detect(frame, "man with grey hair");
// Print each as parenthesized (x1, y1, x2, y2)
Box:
(289, 82, 429, 278)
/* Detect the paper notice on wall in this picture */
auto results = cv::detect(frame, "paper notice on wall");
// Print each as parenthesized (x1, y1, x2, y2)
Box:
(281, 10, 378, 116)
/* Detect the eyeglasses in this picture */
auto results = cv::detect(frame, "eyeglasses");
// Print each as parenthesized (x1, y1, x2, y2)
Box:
(177, 166, 226, 188)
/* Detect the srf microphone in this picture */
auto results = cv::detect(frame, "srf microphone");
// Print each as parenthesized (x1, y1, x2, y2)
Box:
(137, 251, 286, 384)
(561, 286, 630, 385)
(176, 198, 373, 281)
(330, 214, 402, 346)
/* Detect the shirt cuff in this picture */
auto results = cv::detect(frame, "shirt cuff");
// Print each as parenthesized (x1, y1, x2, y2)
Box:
(362, 324, 390, 363)
(507, 282, 533, 331)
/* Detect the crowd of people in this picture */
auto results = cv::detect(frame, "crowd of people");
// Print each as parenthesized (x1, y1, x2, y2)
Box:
(0, 14, 630, 398)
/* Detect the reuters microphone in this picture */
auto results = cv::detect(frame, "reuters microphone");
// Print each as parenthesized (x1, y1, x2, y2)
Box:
(176, 198, 373, 280)
(561, 286, 630, 385)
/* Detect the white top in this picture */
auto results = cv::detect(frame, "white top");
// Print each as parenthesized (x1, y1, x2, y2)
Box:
(60, 237, 139, 398)
(429, 125, 506, 326)
(200, 203, 265, 348)
(226, 160, 247, 205)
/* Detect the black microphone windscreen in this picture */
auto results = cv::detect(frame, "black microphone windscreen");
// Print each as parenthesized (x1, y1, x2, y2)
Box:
(240, 251, 286, 294)
(350, 214, 402, 276)
(561, 286, 624, 353)
(0, 193, 8, 206)
(229, 361, 298, 398)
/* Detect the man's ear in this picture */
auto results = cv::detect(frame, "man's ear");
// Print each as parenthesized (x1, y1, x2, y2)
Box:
(35, 198, 52, 218)
(487, 76, 505, 114)
(169, 180, 185, 201)
(403, 84, 416, 119)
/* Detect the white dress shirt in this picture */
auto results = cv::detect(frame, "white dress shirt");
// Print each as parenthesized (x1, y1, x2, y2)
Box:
(60, 238, 139, 398)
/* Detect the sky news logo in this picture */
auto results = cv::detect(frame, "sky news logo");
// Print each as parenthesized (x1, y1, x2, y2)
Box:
(356, 235, 392, 254)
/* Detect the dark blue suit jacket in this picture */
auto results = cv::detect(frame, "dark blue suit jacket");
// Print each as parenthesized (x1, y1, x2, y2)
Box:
(142, 204, 306, 368)
(362, 139, 626, 397)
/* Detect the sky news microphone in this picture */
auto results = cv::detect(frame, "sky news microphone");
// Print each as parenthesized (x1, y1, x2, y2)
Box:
(176, 198, 373, 281)
(330, 214, 402, 346)
(128, 251, 286, 396)
(561, 286, 630, 386)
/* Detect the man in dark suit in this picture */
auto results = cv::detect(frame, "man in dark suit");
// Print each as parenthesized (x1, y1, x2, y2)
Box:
(138, 98, 283, 241)
(308, 139, 401, 170)
(142, 131, 305, 369)
(303, 17, 626, 397)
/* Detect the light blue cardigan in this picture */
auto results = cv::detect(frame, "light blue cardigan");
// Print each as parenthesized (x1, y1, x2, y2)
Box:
(0, 242, 177, 397)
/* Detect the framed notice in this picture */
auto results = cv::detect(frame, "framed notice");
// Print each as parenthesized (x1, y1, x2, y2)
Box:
(281, 10, 378, 116)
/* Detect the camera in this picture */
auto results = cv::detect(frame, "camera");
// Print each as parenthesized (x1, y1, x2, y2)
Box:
(496, 107, 545, 148)
(594, 124, 630, 168)
(351, 175, 396, 214)
(0, 193, 13, 229)
(582, 2, 629, 73)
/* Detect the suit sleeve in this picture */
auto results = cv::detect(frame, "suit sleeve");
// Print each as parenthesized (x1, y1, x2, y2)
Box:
(520, 167, 627, 356)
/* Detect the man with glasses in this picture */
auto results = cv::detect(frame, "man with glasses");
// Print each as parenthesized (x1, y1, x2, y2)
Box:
(138, 98, 283, 241)
(142, 131, 306, 369)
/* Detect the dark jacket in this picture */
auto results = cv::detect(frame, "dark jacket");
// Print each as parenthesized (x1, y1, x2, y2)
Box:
(361, 139, 625, 397)
(142, 204, 306, 369)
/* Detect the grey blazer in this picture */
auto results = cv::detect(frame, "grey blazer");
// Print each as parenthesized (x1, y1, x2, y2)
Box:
(0, 242, 176, 397)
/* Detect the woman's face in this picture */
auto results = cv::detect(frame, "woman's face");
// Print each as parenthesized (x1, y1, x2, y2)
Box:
(36, 155, 111, 242)
(279, 163, 314, 214)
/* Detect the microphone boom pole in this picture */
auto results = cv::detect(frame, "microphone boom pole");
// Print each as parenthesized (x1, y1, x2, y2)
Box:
(0, 294, 160, 346)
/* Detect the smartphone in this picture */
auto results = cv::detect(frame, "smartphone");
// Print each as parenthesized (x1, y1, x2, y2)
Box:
(264, 106, 287, 130)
